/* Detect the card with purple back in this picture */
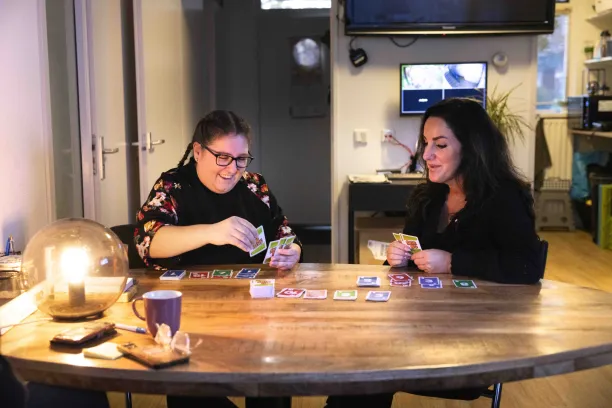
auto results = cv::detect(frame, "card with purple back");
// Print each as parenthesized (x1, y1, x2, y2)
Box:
(418, 276, 440, 285)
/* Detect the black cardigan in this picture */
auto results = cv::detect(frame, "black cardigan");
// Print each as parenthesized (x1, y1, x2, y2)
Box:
(403, 181, 544, 284)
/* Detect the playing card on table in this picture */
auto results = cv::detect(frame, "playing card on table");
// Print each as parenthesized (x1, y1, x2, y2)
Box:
(303, 289, 327, 300)
(160, 270, 186, 280)
(418, 276, 440, 285)
(390, 280, 411, 287)
(453, 279, 477, 288)
(333, 290, 358, 301)
(263, 240, 280, 264)
(421, 282, 443, 289)
(249, 279, 275, 298)
(250, 225, 267, 257)
(212, 269, 233, 279)
(276, 288, 306, 298)
(189, 271, 210, 279)
(366, 291, 391, 302)
(236, 268, 260, 279)
(356, 276, 381, 287)
(388, 273, 412, 282)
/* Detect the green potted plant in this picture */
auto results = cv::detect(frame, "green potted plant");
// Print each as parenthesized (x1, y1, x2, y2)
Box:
(484, 84, 531, 145)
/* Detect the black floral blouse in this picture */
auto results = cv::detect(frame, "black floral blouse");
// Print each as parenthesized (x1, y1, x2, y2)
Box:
(134, 160, 299, 269)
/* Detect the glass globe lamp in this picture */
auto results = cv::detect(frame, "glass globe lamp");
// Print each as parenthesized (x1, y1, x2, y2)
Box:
(20, 218, 129, 320)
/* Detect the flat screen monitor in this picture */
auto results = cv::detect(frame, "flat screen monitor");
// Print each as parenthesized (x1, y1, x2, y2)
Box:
(400, 62, 487, 116)
(345, 0, 555, 36)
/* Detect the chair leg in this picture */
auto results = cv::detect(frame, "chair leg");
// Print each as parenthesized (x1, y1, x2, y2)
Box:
(491, 383, 502, 408)
(125, 392, 132, 408)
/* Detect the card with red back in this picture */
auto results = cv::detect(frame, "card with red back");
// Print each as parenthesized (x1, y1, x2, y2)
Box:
(390, 280, 411, 287)
(276, 288, 306, 298)
(189, 271, 210, 279)
(388, 273, 412, 282)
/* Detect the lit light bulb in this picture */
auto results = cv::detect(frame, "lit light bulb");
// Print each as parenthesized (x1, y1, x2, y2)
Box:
(61, 247, 89, 306)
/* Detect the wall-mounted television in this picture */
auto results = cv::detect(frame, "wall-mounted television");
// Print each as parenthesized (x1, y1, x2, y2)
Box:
(400, 62, 487, 116)
(345, 0, 555, 36)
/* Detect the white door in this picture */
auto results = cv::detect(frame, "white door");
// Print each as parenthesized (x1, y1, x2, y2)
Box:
(133, 0, 196, 203)
(77, 0, 211, 227)
(76, 0, 132, 229)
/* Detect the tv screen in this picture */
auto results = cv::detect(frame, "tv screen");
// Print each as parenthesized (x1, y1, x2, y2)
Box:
(345, 0, 555, 36)
(400, 62, 487, 116)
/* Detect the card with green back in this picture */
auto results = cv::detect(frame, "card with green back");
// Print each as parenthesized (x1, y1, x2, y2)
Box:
(212, 269, 233, 279)
(452, 279, 477, 288)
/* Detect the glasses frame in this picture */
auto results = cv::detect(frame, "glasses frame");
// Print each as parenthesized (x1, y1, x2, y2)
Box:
(202, 145, 254, 169)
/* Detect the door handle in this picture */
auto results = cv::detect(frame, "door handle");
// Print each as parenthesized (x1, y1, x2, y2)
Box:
(131, 133, 165, 152)
(97, 135, 119, 181)
(146, 132, 165, 152)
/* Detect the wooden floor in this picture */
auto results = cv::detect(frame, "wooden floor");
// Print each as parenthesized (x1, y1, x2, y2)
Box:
(109, 231, 612, 408)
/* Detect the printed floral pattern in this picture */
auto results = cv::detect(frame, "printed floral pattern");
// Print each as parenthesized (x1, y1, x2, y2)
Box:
(134, 170, 296, 268)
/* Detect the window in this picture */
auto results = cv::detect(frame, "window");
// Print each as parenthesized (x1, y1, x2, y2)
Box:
(537, 13, 569, 111)
(261, 0, 330, 9)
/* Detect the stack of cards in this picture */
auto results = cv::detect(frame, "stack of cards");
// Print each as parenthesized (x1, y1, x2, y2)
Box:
(393, 233, 422, 254)
(235, 268, 260, 279)
(366, 291, 391, 302)
(263, 235, 296, 264)
(189, 271, 210, 279)
(250, 226, 267, 257)
(160, 270, 186, 280)
(211, 269, 233, 279)
(388, 273, 413, 287)
(276, 288, 306, 298)
(333, 290, 358, 301)
(453, 279, 477, 288)
(356, 276, 381, 287)
(249, 279, 275, 298)
(418, 276, 442, 289)
(303, 289, 327, 299)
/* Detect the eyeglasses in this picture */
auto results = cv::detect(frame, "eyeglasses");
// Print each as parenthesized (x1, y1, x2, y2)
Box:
(203, 146, 254, 168)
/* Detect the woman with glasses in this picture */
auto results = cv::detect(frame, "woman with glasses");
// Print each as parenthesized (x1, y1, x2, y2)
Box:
(135, 110, 301, 272)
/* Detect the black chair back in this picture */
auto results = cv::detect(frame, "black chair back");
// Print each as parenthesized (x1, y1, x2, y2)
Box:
(110, 224, 146, 269)
(539, 239, 549, 279)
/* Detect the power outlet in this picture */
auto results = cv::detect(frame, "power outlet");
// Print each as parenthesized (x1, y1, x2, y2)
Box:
(381, 129, 394, 142)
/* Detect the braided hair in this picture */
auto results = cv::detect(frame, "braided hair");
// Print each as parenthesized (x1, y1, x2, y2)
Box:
(178, 110, 253, 167)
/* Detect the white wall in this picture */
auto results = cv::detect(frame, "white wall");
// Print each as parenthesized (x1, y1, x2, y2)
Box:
(0, 0, 53, 251)
(330, 3, 538, 262)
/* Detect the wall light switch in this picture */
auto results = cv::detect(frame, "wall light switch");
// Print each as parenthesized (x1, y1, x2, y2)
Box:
(353, 129, 368, 144)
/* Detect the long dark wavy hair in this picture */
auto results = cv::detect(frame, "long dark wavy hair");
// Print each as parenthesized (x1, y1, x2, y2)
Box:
(177, 110, 252, 167)
(407, 98, 532, 219)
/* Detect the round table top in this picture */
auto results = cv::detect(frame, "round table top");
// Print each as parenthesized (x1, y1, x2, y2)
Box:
(4, 263, 612, 397)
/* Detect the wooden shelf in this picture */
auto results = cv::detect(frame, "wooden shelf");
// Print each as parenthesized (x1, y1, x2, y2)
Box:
(572, 129, 612, 139)
(587, 9, 612, 28)
(585, 57, 612, 68)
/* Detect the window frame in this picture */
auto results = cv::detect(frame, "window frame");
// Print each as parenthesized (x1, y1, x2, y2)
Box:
(536, 10, 570, 112)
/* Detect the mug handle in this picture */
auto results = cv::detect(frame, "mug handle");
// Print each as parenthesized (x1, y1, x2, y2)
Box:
(131, 297, 146, 321)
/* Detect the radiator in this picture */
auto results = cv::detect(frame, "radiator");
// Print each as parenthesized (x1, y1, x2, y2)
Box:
(542, 118, 572, 181)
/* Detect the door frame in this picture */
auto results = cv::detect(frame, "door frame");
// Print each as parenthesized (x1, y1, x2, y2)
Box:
(74, 0, 97, 221)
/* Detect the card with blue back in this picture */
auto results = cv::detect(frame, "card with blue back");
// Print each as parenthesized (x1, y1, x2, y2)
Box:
(159, 270, 186, 281)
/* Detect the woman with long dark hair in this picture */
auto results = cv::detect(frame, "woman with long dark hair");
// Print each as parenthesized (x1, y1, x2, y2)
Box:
(386, 97, 543, 283)
(325, 98, 545, 408)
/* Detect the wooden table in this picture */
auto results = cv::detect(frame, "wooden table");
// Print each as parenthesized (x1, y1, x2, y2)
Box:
(4, 263, 612, 397)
